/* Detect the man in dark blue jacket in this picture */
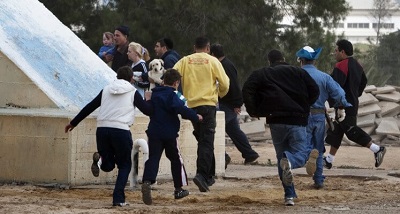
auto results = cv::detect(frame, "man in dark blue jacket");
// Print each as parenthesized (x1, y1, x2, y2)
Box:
(154, 38, 181, 69)
(242, 49, 319, 206)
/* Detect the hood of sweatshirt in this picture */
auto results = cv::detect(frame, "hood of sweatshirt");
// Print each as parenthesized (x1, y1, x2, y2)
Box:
(107, 79, 135, 95)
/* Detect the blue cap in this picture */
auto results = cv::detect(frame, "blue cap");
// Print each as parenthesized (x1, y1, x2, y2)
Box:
(296, 46, 322, 60)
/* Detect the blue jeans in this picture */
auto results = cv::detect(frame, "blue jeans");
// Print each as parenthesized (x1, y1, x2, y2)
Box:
(306, 113, 326, 185)
(270, 123, 309, 198)
(218, 103, 258, 159)
(96, 127, 133, 204)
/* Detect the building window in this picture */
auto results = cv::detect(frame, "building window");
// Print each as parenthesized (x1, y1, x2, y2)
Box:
(359, 23, 369, 28)
(347, 23, 357, 28)
(347, 23, 369, 28)
(373, 23, 395, 29)
(323, 22, 344, 28)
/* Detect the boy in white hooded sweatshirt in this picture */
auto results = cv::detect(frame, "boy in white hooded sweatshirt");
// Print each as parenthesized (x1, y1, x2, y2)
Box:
(65, 66, 153, 207)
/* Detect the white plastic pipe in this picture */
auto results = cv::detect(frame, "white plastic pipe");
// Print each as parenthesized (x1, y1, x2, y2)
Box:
(130, 138, 149, 188)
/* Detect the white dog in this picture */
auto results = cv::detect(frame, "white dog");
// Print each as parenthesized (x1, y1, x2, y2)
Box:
(148, 59, 166, 90)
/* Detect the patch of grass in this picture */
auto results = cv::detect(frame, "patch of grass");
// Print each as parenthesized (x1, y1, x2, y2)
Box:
(354, 43, 375, 53)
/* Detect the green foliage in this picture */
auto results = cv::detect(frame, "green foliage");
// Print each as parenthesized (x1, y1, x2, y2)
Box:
(285, 0, 350, 30)
(376, 32, 400, 85)
(39, 0, 99, 27)
(276, 0, 350, 73)
(39, 0, 350, 86)
(370, 0, 399, 44)
(279, 28, 337, 73)
(356, 31, 400, 87)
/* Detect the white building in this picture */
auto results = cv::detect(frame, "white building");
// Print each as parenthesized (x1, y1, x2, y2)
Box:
(279, 0, 400, 44)
(334, 0, 400, 44)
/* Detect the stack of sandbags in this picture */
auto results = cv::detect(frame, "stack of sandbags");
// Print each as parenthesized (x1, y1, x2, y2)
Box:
(335, 85, 400, 146)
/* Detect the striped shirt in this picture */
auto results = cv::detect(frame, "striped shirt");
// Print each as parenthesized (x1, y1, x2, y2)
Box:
(174, 90, 187, 106)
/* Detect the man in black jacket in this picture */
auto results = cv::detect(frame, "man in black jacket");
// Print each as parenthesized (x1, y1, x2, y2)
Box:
(104, 25, 132, 72)
(242, 49, 319, 206)
(210, 44, 259, 169)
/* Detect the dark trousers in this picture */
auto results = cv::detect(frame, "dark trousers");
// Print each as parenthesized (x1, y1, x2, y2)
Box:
(219, 103, 258, 159)
(142, 136, 187, 188)
(325, 115, 372, 149)
(191, 106, 216, 180)
(96, 127, 133, 204)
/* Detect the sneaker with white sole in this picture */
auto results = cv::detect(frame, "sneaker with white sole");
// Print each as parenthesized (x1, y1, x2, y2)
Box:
(244, 154, 259, 165)
(174, 189, 189, 199)
(374, 146, 386, 167)
(284, 197, 294, 206)
(91, 152, 100, 177)
(280, 158, 293, 186)
(113, 202, 129, 207)
(306, 149, 319, 176)
(323, 156, 332, 169)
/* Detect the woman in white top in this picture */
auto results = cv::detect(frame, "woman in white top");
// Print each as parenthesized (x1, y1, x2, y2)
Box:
(127, 42, 150, 98)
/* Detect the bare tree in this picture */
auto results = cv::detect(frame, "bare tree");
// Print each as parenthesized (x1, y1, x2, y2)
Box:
(370, 0, 399, 44)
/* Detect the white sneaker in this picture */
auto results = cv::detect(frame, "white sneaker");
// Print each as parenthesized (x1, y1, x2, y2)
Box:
(284, 197, 294, 206)
(374, 146, 386, 167)
(113, 202, 129, 207)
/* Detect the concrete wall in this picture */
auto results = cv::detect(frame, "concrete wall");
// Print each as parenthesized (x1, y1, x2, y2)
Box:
(0, 52, 57, 108)
(0, 108, 225, 186)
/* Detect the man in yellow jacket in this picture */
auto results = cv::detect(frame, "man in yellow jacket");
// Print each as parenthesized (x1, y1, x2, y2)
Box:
(174, 36, 229, 192)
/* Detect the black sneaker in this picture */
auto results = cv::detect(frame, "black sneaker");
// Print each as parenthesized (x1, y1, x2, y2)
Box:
(244, 154, 259, 165)
(174, 189, 189, 199)
(193, 174, 209, 192)
(313, 183, 324, 190)
(225, 153, 231, 169)
(374, 146, 386, 167)
(207, 177, 215, 186)
(91, 152, 100, 177)
(323, 156, 332, 169)
(141, 181, 152, 205)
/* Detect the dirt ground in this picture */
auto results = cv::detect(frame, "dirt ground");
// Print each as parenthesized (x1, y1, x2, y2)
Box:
(1, 142, 400, 214)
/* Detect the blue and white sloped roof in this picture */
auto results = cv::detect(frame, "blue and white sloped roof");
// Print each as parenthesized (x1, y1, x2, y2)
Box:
(0, 0, 116, 111)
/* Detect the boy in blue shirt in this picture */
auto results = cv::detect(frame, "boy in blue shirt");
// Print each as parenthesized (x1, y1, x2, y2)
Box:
(141, 69, 203, 205)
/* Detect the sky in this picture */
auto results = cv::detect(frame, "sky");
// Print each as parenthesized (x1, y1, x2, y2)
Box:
(0, 0, 117, 111)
